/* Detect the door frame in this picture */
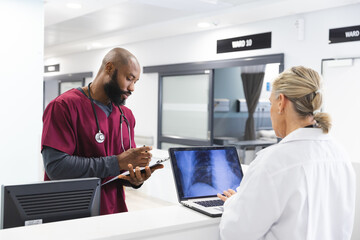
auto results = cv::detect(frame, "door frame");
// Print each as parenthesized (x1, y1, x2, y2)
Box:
(143, 54, 284, 148)
(43, 72, 92, 110)
(143, 54, 284, 74)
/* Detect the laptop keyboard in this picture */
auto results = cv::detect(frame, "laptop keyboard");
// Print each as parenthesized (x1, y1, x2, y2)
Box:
(194, 199, 224, 207)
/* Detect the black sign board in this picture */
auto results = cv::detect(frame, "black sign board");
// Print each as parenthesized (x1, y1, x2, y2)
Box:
(329, 25, 360, 44)
(44, 64, 60, 73)
(217, 32, 271, 54)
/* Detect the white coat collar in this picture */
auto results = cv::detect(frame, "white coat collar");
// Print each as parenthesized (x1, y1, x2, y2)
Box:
(278, 127, 330, 144)
(255, 128, 331, 158)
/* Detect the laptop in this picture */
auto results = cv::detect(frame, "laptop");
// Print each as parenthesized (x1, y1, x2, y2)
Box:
(169, 146, 243, 217)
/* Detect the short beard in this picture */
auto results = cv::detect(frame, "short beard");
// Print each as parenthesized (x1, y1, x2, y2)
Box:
(104, 69, 131, 106)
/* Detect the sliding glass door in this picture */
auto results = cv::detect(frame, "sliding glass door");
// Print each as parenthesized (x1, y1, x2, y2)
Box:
(158, 70, 214, 149)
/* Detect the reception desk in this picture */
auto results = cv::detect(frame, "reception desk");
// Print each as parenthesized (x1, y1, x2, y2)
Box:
(0, 205, 221, 240)
(0, 149, 247, 239)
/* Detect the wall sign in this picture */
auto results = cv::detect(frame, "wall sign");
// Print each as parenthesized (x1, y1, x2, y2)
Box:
(44, 64, 60, 73)
(217, 32, 271, 54)
(329, 25, 360, 44)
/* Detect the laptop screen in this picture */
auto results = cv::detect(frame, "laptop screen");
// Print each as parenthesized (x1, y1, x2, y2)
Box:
(169, 146, 243, 201)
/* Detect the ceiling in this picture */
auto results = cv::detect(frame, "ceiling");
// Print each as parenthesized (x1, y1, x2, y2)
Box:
(44, 0, 360, 58)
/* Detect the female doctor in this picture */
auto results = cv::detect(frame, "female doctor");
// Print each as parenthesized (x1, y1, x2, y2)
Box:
(218, 66, 356, 240)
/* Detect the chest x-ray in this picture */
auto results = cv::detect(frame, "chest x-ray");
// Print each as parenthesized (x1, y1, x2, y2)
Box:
(174, 148, 243, 198)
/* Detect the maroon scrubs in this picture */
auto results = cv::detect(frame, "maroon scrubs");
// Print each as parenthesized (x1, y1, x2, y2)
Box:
(41, 89, 136, 215)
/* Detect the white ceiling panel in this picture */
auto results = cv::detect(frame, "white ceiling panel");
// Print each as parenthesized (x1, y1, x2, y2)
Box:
(44, 0, 128, 26)
(44, 0, 360, 58)
(45, 1, 192, 46)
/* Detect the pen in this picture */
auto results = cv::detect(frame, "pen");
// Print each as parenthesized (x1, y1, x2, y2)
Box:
(156, 157, 170, 164)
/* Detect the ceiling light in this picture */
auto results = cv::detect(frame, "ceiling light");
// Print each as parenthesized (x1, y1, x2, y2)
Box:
(197, 22, 212, 28)
(66, 3, 82, 9)
(92, 42, 103, 48)
(86, 42, 103, 50)
(200, 0, 218, 4)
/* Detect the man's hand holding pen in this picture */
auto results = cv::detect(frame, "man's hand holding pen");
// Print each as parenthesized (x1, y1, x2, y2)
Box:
(116, 146, 153, 171)
(116, 145, 164, 186)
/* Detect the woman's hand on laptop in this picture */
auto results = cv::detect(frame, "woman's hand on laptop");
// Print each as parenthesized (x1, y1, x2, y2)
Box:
(217, 189, 237, 202)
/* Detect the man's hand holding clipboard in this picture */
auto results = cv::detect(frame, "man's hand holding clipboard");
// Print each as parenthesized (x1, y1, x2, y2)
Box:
(101, 147, 169, 187)
(117, 161, 165, 187)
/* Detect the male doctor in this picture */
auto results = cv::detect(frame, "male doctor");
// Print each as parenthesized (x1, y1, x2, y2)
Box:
(41, 47, 163, 215)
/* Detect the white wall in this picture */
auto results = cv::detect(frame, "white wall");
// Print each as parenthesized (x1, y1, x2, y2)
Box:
(45, 3, 360, 150)
(323, 59, 360, 163)
(0, 0, 44, 186)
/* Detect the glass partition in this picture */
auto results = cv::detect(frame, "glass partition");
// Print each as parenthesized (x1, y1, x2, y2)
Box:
(213, 63, 280, 142)
(158, 71, 214, 148)
(162, 74, 210, 140)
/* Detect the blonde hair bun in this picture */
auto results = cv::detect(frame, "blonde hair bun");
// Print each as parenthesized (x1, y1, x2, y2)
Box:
(272, 66, 331, 133)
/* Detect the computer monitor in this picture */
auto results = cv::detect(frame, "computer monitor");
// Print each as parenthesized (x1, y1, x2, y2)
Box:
(1, 177, 100, 229)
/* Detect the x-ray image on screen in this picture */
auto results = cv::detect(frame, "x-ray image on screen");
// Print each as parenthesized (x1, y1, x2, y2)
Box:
(173, 148, 243, 199)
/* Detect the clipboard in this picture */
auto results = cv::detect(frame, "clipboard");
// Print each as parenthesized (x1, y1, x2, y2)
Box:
(101, 157, 169, 186)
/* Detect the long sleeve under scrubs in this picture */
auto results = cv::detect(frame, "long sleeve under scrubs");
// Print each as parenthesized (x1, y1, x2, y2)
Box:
(41, 88, 136, 215)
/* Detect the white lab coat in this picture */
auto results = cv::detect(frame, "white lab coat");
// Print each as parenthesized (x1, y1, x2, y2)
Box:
(219, 128, 356, 240)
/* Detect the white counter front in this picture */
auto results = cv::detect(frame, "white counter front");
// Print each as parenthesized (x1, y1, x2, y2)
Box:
(0, 150, 247, 240)
(0, 205, 221, 240)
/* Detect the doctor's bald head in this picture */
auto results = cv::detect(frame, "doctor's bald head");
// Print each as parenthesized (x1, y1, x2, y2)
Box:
(96, 48, 141, 106)
(99, 48, 140, 72)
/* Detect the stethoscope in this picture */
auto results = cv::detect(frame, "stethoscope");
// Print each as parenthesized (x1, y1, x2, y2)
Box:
(87, 82, 132, 151)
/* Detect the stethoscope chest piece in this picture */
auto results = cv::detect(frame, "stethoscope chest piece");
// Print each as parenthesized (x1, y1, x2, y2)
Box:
(87, 82, 130, 148)
(95, 131, 105, 143)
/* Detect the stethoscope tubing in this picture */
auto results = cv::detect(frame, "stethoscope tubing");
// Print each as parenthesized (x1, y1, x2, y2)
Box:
(118, 105, 132, 152)
(87, 82, 131, 151)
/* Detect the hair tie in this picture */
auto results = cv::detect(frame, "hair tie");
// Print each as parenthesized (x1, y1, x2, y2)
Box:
(313, 109, 321, 115)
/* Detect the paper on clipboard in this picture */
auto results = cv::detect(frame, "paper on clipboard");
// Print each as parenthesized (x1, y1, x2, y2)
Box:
(101, 156, 169, 186)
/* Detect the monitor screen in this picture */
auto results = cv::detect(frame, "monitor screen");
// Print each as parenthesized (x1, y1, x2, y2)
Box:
(1, 178, 100, 229)
(169, 146, 243, 200)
